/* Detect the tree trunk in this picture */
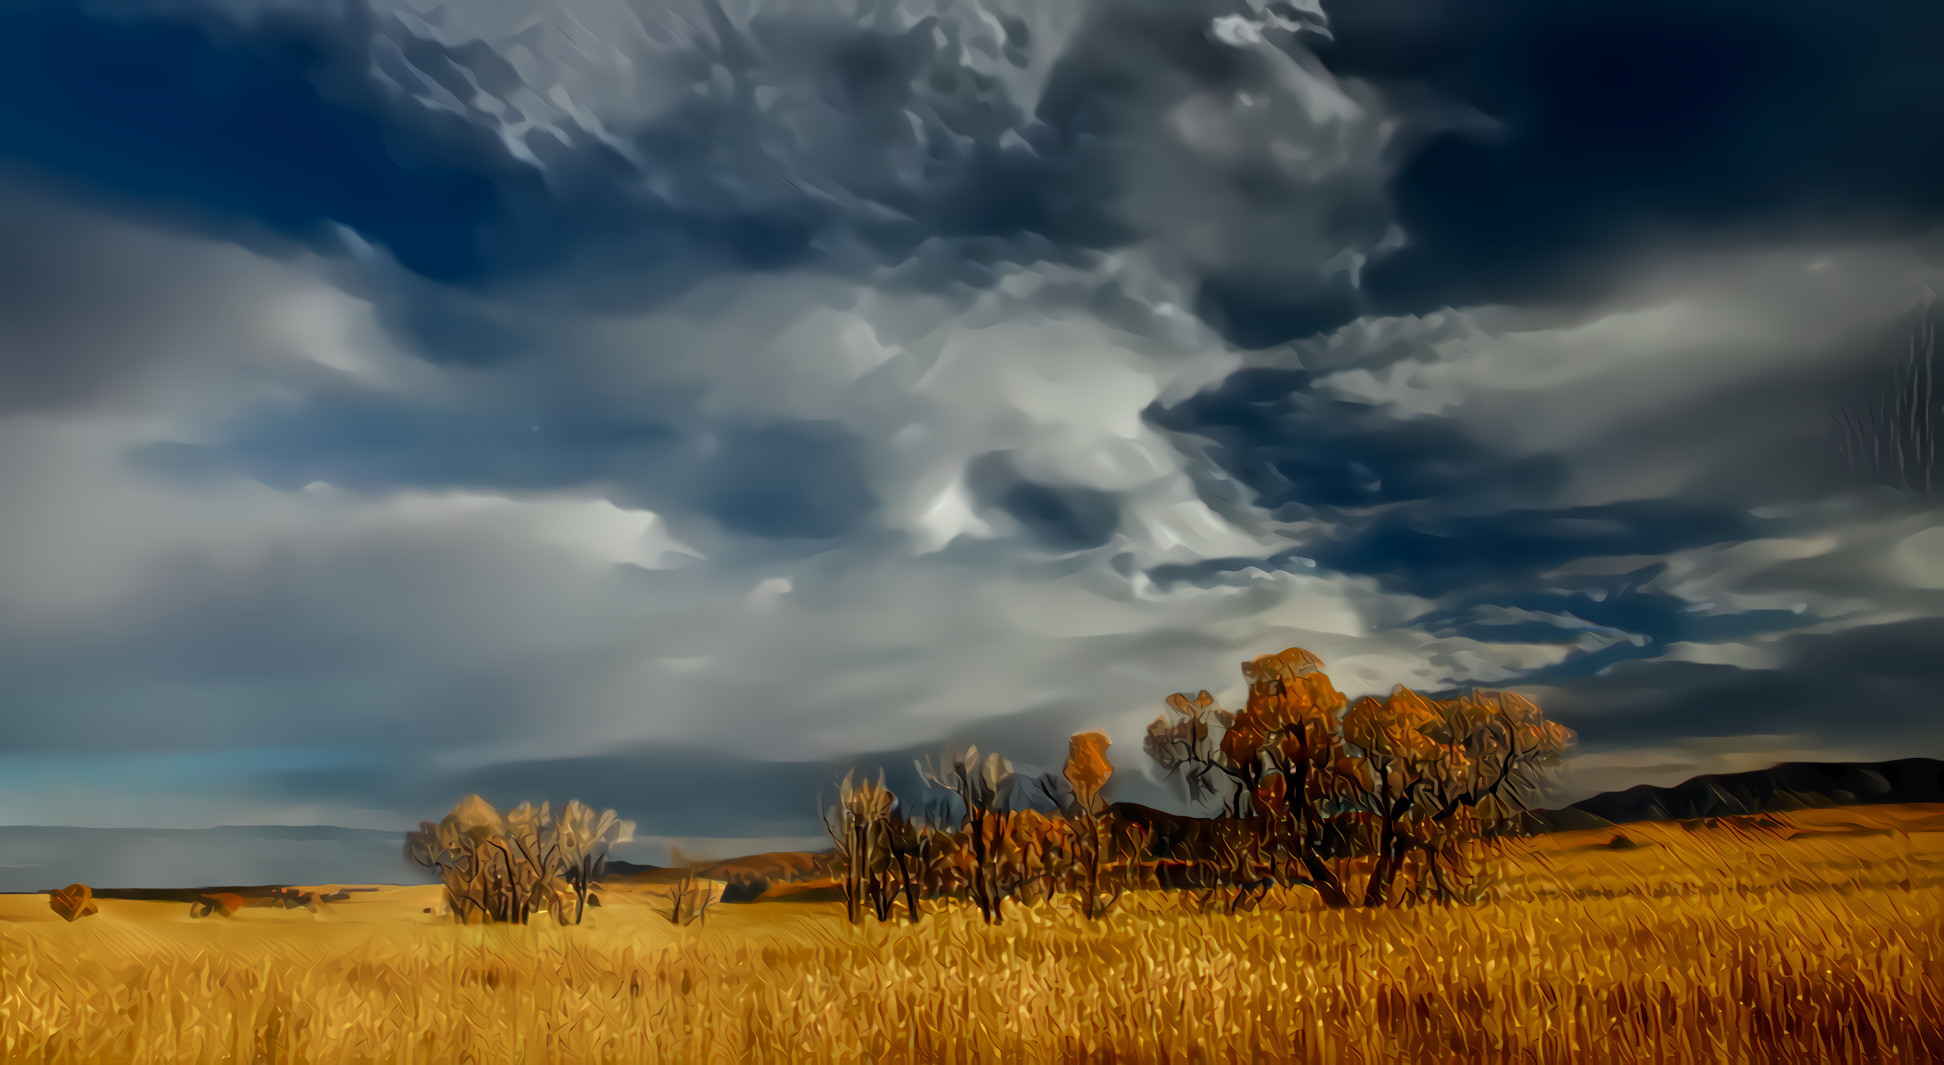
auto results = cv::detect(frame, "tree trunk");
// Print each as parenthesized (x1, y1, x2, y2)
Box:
(894, 847, 923, 924)
(845, 821, 865, 924)
(968, 811, 996, 924)
(1083, 818, 1106, 919)
(1300, 850, 1353, 908)
(1429, 851, 1454, 904)
(1363, 826, 1405, 907)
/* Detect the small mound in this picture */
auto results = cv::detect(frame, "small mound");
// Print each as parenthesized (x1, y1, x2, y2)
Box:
(49, 884, 99, 923)
(758, 879, 847, 903)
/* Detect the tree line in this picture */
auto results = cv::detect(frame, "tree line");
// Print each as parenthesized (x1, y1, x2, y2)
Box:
(823, 646, 1575, 923)
(405, 645, 1573, 925)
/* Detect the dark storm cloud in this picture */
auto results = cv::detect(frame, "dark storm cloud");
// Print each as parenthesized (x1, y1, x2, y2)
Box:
(11, 0, 1932, 362)
(0, 0, 827, 308)
(0, 0, 1397, 360)
(133, 392, 879, 541)
(256, 701, 1163, 839)
(0, 191, 169, 411)
(270, 746, 839, 839)
(0, 0, 1108, 301)
(1031, 0, 1392, 349)
(1194, 269, 1364, 352)
(1145, 367, 1567, 516)
(1316, 0, 1944, 312)
(0, 178, 287, 412)
(700, 421, 879, 540)
(1142, 357, 1807, 678)
(1139, 300, 1933, 745)
(1544, 616, 1944, 750)
(1408, 583, 1814, 686)
(1146, 497, 1796, 678)
(132, 393, 683, 494)
(0, 1, 507, 282)
(2, 0, 1941, 855)
(0, 536, 593, 752)
(966, 451, 1121, 551)
(1305, 501, 1779, 599)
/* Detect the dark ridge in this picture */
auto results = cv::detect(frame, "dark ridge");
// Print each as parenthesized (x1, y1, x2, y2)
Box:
(45, 885, 377, 905)
(1528, 757, 1944, 831)
(607, 849, 838, 885)
(1103, 802, 1219, 859)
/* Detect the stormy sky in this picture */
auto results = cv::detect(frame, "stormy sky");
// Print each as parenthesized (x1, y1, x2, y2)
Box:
(3, 0, 1943, 861)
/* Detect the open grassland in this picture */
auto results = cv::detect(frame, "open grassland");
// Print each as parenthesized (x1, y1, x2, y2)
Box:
(1, 805, 1940, 1064)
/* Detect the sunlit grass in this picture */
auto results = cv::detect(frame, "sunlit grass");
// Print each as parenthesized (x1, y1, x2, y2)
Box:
(1, 805, 1939, 1063)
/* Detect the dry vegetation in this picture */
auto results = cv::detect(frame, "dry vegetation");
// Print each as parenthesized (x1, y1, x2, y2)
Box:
(1, 804, 1939, 1063)
(814, 647, 1579, 930)
(8, 647, 1933, 1062)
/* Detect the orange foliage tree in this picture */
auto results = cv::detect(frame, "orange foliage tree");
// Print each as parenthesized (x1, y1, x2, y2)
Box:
(1062, 730, 1129, 919)
(1149, 646, 1575, 908)
(1346, 686, 1575, 905)
(1147, 648, 1359, 907)
(1233, 648, 1363, 907)
(822, 647, 1571, 919)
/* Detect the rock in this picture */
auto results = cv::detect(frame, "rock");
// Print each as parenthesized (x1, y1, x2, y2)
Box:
(49, 883, 99, 922)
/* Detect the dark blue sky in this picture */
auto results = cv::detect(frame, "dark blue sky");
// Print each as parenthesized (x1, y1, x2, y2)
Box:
(0, 0, 1940, 853)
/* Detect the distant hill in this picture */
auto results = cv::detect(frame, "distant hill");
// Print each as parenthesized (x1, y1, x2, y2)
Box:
(0, 825, 437, 894)
(1115, 759, 1944, 837)
(1532, 758, 1944, 831)
(1106, 802, 1226, 858)
(608, 849, 837, 885)
(6, 760, 1936, 895)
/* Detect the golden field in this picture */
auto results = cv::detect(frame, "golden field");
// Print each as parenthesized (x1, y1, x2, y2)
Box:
(1, 805, 1940, 1064)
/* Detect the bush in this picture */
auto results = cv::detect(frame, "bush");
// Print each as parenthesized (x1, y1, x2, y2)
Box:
(406, 796, 633, 925)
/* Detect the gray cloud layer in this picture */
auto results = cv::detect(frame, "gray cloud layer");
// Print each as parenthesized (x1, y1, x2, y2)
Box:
(0, 0, 1941, 854)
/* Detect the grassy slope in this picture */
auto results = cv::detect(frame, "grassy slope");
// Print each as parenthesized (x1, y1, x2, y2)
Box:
(0, 804, 1939, 1063)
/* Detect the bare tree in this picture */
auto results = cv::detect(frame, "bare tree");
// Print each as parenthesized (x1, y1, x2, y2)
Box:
(823, 771, 902, 924)
(407, 794, 632, 925)
(918, 746, 1018, 924)
(659, 863, 717, 927)
(1145, 690, 1249, 817)
(555, 800, 635, 925)
(883, 811, 931, 924)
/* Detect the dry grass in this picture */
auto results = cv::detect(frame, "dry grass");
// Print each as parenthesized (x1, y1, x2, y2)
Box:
(1, 804, 1940, 1063)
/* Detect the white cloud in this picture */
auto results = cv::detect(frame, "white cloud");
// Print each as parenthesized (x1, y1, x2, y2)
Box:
(1889, 525, 1944, 588)
(1316, 240, 1944, 505)
(1659, 640, 1785, 670)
